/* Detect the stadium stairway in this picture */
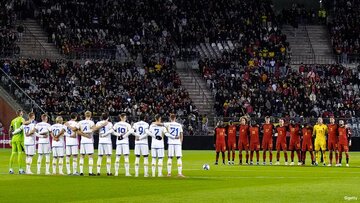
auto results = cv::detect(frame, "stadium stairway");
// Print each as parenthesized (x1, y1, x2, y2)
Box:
(283, 25, 335, 64)
(176, 66, 216, 131)
(17, 19, 63, 59)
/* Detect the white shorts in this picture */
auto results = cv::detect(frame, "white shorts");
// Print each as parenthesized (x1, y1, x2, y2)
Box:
(66, 145, 79, 156)
(25, 145, 35, 156)
(151, 148, 164, 158)
(116, 144, 130, 155)
(134, 144, 149, 156)
(168, 144, 182, 157)
(98, 143, 112, 156)
(52, 147, 65, 157)
(80, 143, 94, 155)
(38, 143, 50, 154)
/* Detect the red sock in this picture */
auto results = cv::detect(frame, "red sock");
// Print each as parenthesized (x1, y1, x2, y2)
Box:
(291, 151, 294, 162)
(256, 151, 260, 162)
(250, 151, 254, 162)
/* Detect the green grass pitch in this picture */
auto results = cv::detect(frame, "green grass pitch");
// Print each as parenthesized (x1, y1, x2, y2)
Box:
(1, 149, 359, 203)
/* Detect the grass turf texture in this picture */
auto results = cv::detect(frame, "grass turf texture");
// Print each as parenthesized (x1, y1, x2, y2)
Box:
(1, 149, 359, 203)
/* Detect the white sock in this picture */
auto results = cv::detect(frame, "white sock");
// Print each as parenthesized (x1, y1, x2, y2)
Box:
(26, 156, 30, 172)
(66, 156, 71, 174)
(28, 156, 33, 171)
(79, 156, 84, 174)
(97, 156, 102, 174)
(135, 157, 140, 176)
(167, 158, 172, 174)
(45, 154, 50, 173)
(37, 154, 43, 173)
(124, 155, 130, 175)
(52, 157, 57, 174)
(73, 156, 78, 173)
(89, 157, 93, 174)
(144, 157, 149, 176)
(151, 158, 156, 177)
(59, 158, 64, 174)
(177, 158, 182, 175)
(158, 158, 163, 176)
(106, 156, 111, 174)
(115, 156, 120, 175)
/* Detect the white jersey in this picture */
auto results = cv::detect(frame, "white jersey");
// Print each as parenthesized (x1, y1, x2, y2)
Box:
(165, 122, 183, 145)
(133, 121, 149, 145)
(51, 123, 66, 147)
(149, 124, 167, 149)
(65, 120, 79, 146)
(113, 121, 132, 145)
(35, 122, 51, 144)
(97, 121, 113, 144)
(23, 123, 36, 145)
(78, 119, 95, 144)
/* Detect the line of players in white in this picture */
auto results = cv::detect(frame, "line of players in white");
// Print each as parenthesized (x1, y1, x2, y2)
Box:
(14, 111, 184, 177)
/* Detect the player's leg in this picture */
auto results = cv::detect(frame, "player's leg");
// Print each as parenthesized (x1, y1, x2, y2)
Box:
(26, 145, 34, 174)
(79, 144, 85, 175)
(231, 143, 236, 164)
(151, 149, 157, 177)
(158, 149, 164, 177)
(283, 143, 288, 165)
(52, 148, 58, 174)
(250, 144, 254, 165)
(97, 144, 103, 175)
(275, 141, 281, 165)
(314, 140, 320, 165)
(321, 142, 327, 166)
(37, 144, 44, 174)
(256, 144, 260, 165)
(58, 156, 64, 175)
(176, 145, 183, 177)
(134, 145, 140, 177)
(221, 144, 225, 165)
(338, 145, 343, 166)
(115, 145, 121, 176)
(245, 144, 249, 164)
(262, 142, 267, 164)
(335, 143, 339, 166)
(72, 146, 79, 175)
(345, 146, 349, 167)
(123, 145, 130, 176)
(45, 144, 51, 175)
(328, 142, 333, 165)
(289, 143, 295, 164)
(18, 141, 25, 173)
(296, 143, 301, 165)
(9, 139, 18, 174)
(227, 144, 231, 164)
(238, 142, 243, 165)
(167, 145, 174, 176)
(143, 146, 149, 177)
(65, 146, 71, 175)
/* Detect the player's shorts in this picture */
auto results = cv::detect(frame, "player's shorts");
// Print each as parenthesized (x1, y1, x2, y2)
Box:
(314, 139, 326, 151)
(151, 148, 164, 158)
(250, 142, 260, 151)
(135, 144, 149, 156)
(328, 141, 338, 151)
(24, 145, 35, 155)
(168, 144, 182, 157)
(301, 141, 313, 151)
(216, 142, 226, 152)
(276, 141, 287, 151)
(338, 143, 349, 152)
(262, 139, 273, 150)
(227, 142, 236, 150)
(80, 143, 94, 155)
(11, 140, 24, 153)
(116, 144, 130, 155)
(38, 143, 50, 154)
(52, 146, 64, 157)
(66, 145, 79, 156)
(289, 141, 301, 151)
(238, 141, 249, 151)
(98, 143, 112, 156)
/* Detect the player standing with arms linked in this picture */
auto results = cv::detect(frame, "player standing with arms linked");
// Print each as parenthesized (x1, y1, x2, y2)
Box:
(95, 113, 113, 176)
(165, 113, 184, 177)
(338, 120, 351, 167)
(214, 121, 226, 165)
(275, 118, 288, 165)
(238, 117, 250, 165)
(64, 113, 80, 175)
(50, 116, 66, 175)
(262, 116, 274, 165)
(133, 114, 150, 177)
(327, 116, 339, 166)
(313, 117, 328, 166)
(35, 114, 52, 174)
(301, 122, 315, 165)
(289, 119, 302, 165)
(249, 120, 260, 165)
(227, 121, 237, 165)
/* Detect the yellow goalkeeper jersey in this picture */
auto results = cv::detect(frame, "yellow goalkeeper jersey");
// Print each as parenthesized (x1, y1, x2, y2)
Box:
(313, 124, 328, 141)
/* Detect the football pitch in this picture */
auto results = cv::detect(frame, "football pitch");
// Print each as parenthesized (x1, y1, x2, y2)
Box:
(0, 149, 359, 203)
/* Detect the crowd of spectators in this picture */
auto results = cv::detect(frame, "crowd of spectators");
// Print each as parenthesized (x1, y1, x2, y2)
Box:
(328, 0, 360, 61)
(199, 58, 360, 119)
(0, 0, 20, 57)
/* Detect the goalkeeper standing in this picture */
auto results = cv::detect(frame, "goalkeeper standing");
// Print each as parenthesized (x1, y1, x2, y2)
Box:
(313, 117, 328, 166)
(8, 109, 26, 174)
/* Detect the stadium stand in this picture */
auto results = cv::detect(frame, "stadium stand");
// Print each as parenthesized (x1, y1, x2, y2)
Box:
(0, 0, 20, 57)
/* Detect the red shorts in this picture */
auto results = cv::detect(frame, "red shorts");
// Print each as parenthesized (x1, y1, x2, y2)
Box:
(262, 139, 273, 150)
(338, 143, 349, 152)
(289, 141, 301, 151)
(250, 142, 260, 151)
(227, 142, 236, 150)
(276, 141, 287, 151)
(238, 141, 249, 151)
(328, 141, 338, 151)
(301, 142, 313, 151)
(216, 143, 226, 152)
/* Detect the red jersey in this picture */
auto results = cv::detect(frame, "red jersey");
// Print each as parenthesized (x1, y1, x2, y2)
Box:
(249, 126, 260, 144)
(338, 127, 351, 145)
(327, 124, 338, 142)
(302, 126, 313, 143)
(239, 125, 249, 142)
(262, 123, 274, 140)
(215, 127, 226, 144)
(227, 125, 237, 143)
(289, 124, 300, 143)
(276, 126, 288, 143)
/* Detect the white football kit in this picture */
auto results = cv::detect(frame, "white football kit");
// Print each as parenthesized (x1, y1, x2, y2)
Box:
(23, 122, 36, 156)
(51, 123, 66, 157)
(97, 121, 113, 155)
(35, 122, 51, 154)
(133, 121, 150, 156)
(64, 120, 79, 156)
(78, 119, 95, 155)
(149, 124, 167, 158)
(113, 121, 132, 155)
(165, 122, 183, 157)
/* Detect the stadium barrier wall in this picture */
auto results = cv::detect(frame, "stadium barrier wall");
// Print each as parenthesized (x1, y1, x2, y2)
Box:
(92, 136, 360, 151)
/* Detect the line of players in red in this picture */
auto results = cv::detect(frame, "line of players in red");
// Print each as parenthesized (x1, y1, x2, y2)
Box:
(214, 116, 352, 166)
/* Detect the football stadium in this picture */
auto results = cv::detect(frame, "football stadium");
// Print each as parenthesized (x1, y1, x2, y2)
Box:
(0, 0, 359, 202)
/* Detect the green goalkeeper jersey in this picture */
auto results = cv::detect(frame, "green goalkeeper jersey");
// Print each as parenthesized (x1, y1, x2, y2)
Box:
(10, 116, 24, 142)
